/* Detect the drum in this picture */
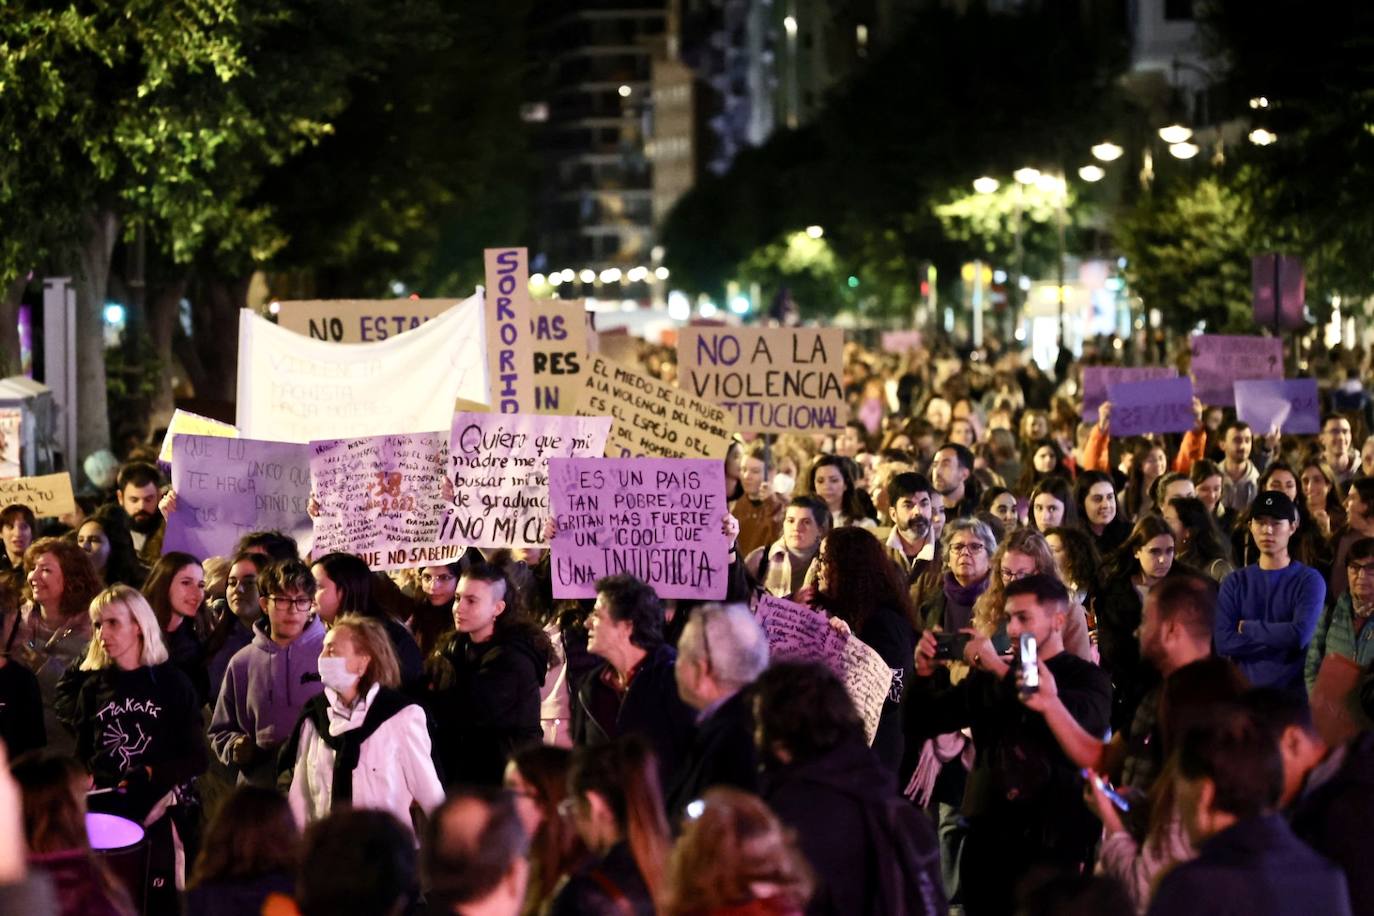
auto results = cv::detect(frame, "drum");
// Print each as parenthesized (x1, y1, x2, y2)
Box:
(87, 811, 148, 914)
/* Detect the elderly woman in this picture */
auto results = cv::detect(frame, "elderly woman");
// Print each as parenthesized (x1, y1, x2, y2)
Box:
(1305, 535, 1374, 693)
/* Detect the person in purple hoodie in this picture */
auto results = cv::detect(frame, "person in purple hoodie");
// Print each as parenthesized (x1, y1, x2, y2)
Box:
(209, 559, 325, 787)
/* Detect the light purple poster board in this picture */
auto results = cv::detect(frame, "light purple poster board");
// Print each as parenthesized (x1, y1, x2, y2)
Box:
(1234, 379, 1320, 435)
(1081, 366, 1178, 422)
(881, 330, 923, 353)
(1107, 377, 1195, 436)
(438, 412, 612, 548)
(548, 457, 729, 599)
(1190, 335, 1283, 406)
(166, 435, 312, 559)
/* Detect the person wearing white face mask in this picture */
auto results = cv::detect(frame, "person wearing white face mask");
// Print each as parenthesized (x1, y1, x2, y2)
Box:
(282, 614, 444, 841)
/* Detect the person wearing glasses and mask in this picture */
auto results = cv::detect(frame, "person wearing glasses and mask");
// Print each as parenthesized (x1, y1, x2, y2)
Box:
(209, 558, 326, 787)
(1305, 536, 1374, 692)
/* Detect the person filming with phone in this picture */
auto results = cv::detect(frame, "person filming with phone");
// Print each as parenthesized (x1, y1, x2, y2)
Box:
(907, 574, 1111, 916)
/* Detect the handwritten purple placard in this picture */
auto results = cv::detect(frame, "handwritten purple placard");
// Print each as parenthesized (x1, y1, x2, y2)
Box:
(1106, 377, 1196, 436)
(548, 457, 728, 600)
(1190, 334, 1283, 406)
(1081, 366, 1178, 422)
(1234, 379, 1320, 435)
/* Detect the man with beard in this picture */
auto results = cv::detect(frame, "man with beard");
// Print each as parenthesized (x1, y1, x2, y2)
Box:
(929, 443, 980, 521)
(116, 461, 165, 564)
(884, 472, 940, 609)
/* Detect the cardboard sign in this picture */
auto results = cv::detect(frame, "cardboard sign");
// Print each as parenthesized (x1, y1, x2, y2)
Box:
(752, 592, 892, 745)
(310, 431, 463, 571)
(236, 294, 487, 443)
(1081, 366, 1178, 422)
(159, 409, 238, 464)
(575, 356, 732, 459)
(1106, 377, 1196, 436)
(532, 300, 589, 415)
(676, 327, 845, 433)
(1190, 334, 1283, 406)
(0, 473, 76, 517)
(437, 413, 612, 549)
(548, 457, 730, 600)
(484, 248, 536, 415)
(164, 435, 312, 559)
(0, 409, 21, 480)
(880, 330, 924, 353)
(1234, 379, 1321, 435)
(273, 299, 459, 342)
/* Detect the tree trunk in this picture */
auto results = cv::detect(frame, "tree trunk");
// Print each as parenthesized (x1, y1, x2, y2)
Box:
(177, 273, 251, 404)
(73, 209, 119, 464)
(0, 273, 27, 378)
(147, 274, 188, 430)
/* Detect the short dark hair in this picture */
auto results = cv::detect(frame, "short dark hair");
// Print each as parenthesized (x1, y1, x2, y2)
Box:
(1221, 420, 1252, 439)
(0, 504, 36, 531)
(936, 442, 974, 472)
(1322, 413, 1350, 429)
(1188, 459, 1224, 485)
(423, 788, 528, 911)
(1002, 573, 1070, 610)
(116, 461, 161, 492)
(1348, 536, 1374, 565)
(1149, 574, 1216, 640)
(297, 808, 417, 916)
(259, 558, 315, 599)
(594, 574, 664, 649)
(1241, 686, 1318, 741)
(1176, 703, 1284, 820)
(785, 494, 831, 533)
(754, 662, 863, 765)
(461, 561, 511, 606)
(234, 530, 300, 563)
(887, 472, 934, 506)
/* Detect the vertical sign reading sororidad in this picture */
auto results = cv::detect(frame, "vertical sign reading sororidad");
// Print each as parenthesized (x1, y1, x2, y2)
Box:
(483, 247, 535, 413)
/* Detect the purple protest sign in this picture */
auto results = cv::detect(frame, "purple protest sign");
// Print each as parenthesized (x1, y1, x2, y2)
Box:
(1106, 377, 1196, 436)
(548, 457, 729, 600)
(1234, 379, 1320, 435)
(1190, 334, 1283, 406)
(165, 435, 312, 559)
(1081, 366, 1178, 422)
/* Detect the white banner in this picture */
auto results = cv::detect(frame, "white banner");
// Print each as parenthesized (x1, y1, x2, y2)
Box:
(236, 295, 489, 443)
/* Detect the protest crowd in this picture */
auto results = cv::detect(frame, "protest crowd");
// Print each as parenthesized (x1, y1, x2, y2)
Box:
(1, 278, 1373, 916)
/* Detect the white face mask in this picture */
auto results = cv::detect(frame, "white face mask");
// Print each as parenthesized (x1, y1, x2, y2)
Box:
(772, 472, 796, 498)
(317, 656, 360, 693)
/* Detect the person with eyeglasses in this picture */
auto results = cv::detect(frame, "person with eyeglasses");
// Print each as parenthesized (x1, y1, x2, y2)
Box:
(1214, 491, 1326, 693)
(918, 518, 995, 639)
(969, 528, 1094, 666)
(209, 558, 326, 787)
(1305, 536, 1374, 693)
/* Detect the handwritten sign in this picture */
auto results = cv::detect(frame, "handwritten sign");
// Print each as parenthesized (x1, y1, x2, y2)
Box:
(437, 413, 612, 549)
(880, 330, 924, 353)
(0, 409, 21, 479)
(751, 592, 891, 745)
(0, 473, 76, 517)
(1234, 379, 1320, 435)
(484, 248, 535, 414)
(548, 457, 729, 600)
(1082, 366, 1178, 422)
(676, 327, 844, 433)
(310, 431, 464, 571)
(165, 435, 312, 559)
(274, 299, 459, 342)
(575, 356, 732, 459)
(159, 409, 238, 464)
(1190, 334, 1283, 406)
(532, 300, 588, 415)
(1107, 377, 1196, 436)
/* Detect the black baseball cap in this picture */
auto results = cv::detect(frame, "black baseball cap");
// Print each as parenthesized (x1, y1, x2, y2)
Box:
(1252, 491, 1297, 523)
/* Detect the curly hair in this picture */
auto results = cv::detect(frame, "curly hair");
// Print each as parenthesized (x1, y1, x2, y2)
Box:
(815, 525, 915, 632)
(24, 537, 101, 622)
(972, 528, 1060, 636)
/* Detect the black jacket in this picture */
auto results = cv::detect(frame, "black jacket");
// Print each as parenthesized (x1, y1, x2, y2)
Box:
(547, 841, 654, 916)
(426, 625, 549, 787)
(165, 621, 210, 707)
(572, 643, 696, 788)
(763, 736, 945, 916)
(1147, 815, 1351, 916)
(854, 604, 916, 774)
(381, 615, 425, 694)
(72, 661, 207, 822)
(0, 658, 44, 756)
(664, 688, 759, 820)
(1290, 730, 1374, 916)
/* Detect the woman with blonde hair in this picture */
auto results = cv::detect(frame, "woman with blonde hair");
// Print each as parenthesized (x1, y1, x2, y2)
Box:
(661, 787, 813, 916)
(969, 528, 1093, 662)
(281, 613, 444, 838)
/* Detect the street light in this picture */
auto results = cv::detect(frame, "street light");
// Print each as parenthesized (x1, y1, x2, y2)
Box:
(972, 176, 999, 194)
(1091, 142, 1124, 162)
(1159, 124, 1193, 144)
(578, 269, 596, 284)
(1169, 141, 1200, 160)
(805, 225, 824, 239)
(1249, 128, 1277, 146)
(1078, 164, 1105, 182)
(1013, 167, 1041, 186)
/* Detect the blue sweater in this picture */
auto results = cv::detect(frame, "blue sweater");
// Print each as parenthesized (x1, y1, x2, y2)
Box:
(1214, 561, 1326, 691)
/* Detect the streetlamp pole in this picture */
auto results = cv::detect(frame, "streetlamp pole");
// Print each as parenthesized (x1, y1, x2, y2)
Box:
(1055, 169, 1067, 357)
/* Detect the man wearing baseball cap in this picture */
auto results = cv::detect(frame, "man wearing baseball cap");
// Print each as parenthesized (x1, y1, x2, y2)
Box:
(1214, 491, 1327, 693)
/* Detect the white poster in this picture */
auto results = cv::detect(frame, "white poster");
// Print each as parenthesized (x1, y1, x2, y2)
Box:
(236, 294, 489, 443)
(0, 409, 21, 479)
